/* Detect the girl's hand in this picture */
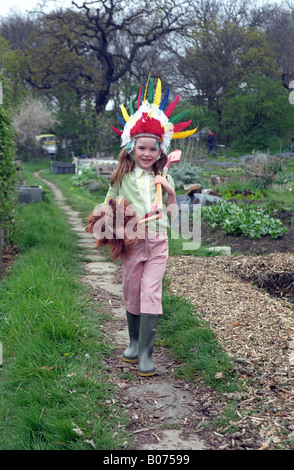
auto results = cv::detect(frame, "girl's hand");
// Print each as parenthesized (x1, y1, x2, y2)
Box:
(154, 175, 175, 196)
(154, 175, 177, 213)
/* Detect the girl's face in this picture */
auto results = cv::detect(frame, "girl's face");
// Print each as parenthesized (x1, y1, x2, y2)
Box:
(133, 137, 160, 172)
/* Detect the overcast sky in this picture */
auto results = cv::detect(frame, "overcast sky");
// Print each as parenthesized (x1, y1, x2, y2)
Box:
(0, 0, 292, 18)
(0, 0, 74, 18)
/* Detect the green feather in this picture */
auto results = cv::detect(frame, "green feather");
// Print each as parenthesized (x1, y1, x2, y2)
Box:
(148, 77, 154, 103)
(169, 110, 190, 124)
(129, 97, 134, 115)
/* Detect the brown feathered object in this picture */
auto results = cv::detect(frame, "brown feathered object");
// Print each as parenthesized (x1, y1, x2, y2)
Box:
(85, 197, 146, 261)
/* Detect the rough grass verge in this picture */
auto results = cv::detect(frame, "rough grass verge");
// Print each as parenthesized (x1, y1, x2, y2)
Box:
(0, 191, 129, 450)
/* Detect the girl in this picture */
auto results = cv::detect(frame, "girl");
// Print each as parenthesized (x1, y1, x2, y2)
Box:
(91, 76, 197, 376)
(104, 135, 176, 377)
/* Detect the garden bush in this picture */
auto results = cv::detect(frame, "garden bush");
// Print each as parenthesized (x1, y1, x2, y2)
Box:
(0, 75, 17, 237)
(168, 162, 205, 190)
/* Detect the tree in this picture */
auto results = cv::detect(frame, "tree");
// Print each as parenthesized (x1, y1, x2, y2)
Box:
(177, 17, 278, 116)
(13, 97, 57, 159)
(256, 4, 294, 89)
(0, 32, 25, 104)
(220, 74, 294, 151)
(21, 0, 193, 115)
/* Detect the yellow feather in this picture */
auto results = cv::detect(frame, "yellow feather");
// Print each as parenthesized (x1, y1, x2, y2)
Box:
(172, 127, 198, 139)
(153, 78, 161, 106)
(120, 104, 130, 122)
(143, 73, 150, 101)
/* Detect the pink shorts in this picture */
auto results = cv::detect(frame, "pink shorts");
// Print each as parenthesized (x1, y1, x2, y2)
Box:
(122, 231, 168, 315)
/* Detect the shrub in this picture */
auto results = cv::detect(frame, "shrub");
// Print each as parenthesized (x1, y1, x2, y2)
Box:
(0, 75, 17, 237)
(168, 162, 205, 190)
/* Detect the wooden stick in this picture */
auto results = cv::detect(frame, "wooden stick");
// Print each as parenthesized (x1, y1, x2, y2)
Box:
(156, 182, 163, 211)
(138, 213, 161, 225)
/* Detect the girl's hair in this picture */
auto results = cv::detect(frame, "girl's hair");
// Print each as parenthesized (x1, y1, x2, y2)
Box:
(110, 145, 168, 186)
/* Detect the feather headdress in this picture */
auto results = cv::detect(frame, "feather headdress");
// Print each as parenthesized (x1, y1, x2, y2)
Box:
(111, 75, 198, 154)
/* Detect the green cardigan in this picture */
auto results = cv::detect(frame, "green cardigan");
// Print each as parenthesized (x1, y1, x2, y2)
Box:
(104, 170, 175, 231)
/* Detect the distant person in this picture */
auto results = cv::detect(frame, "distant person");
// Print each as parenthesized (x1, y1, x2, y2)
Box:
(207, 129, 218, 157)
(287, 133, 294, 152)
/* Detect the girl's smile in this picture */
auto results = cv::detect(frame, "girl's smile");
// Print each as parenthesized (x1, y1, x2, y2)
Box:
(133, 137, 160, 172)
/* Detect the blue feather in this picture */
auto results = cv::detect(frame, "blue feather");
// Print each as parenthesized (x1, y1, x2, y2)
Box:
(141, 76, 147, 105)
(159, 87, 170, 111)
(116, 112, 126, 127)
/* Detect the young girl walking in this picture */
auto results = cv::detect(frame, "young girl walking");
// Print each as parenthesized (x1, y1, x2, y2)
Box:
(88, 76, 197, 376)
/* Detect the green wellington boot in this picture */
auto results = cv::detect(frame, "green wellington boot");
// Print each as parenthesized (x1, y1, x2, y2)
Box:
(122, 311, 141, 363)
(138, 314, 159, 376)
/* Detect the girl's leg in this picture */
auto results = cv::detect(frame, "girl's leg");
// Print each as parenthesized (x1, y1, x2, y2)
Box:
(138, 313, 159, 376)
(138, 233, 168, 376)
(123, 311, 140, 363)
(121, 242, 144, 362)
(140, 234, 168, 315)
(121, 240, 145, 315)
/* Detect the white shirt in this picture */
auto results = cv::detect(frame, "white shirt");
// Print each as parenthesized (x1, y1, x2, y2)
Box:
(134, 165, 156, 213)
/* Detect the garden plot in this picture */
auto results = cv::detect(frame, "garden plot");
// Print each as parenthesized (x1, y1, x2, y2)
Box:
(165, 253, 294, 449)
(220, 252, 294, 303)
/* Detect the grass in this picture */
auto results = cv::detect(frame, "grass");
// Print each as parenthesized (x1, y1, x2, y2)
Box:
(160, 287, 241, 394)
(0, 159, 249, 449)
(0, 188, 129, 450)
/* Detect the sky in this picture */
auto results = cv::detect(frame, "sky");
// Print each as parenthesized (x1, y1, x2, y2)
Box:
(0, 0, 292, 18)
(0, 0, 74, 18)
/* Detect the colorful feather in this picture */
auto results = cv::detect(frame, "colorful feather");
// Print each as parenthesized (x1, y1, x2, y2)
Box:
(172, 127, 198, 139)
(141, 77, 147, 105)
(169, 110, 190, 124)
(111, 124, 123, 136)
(159, 86, 170, 111)
(137, 85, 143, 110)
(172, 120, 192, 133)
(148, 77, 154, 104)
(129, 97, 134, 115)
(164, 94, 180, 117)
(143, 73, 150, 101)
(120, 104, 130, 122)
(153, 78, 161, 106)
(116, 112, 125, 127)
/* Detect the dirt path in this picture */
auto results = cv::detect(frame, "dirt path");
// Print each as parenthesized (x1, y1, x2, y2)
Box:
(36, 171, 217, 451)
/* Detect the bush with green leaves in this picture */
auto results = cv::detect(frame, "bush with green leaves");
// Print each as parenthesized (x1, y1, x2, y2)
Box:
(70, 166, 108, 193)
(0, 75, 17, 236)
(202, 200, 288, 239)
(70, 167, 97, 187)
(168, 162, 205, 190)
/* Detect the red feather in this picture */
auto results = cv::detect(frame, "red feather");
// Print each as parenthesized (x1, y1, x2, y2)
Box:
(111, 124, 123, 136)
(164, 94, 180, 118)
(137, 85, 143, 110)
(173, 120, 192, 133)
